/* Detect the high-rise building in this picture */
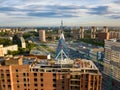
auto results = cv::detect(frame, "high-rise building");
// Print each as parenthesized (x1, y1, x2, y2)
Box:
(91, 26, 96, 39)
(79, 27, 84, 39)
(70, 27, 84, 39)
(39, 30, 46, 42)
(103, 39, 120, 90)
(97, 32, 110, 41)
(103, 26, 108, 33)
(109, 31, 120, 39)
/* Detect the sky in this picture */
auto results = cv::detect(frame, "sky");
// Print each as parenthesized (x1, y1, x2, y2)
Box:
(0, 0, 120, 26)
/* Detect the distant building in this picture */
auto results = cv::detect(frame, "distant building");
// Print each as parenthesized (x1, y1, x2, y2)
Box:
(97, 32, 110, 41)
(103, 26, 108, 33)
(109, 31, 120, 39)
(79, 27, 84, 39)
(0, 44, 18, 56)
(39, 30, 46, 42)
(91, 26, 96, 39)
(13, 35, 26, 48)
(0, 45, 4, 56)
(103, 39, 120, 90)
(70, 27, 84, 39)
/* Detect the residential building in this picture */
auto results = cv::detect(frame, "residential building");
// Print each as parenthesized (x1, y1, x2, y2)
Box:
(39, 30, 46, 42)
(0, 56, 102, 90)
(109, 31, 120, 39)
(103, 39, 120, 90)
(97, 32, 110, 41)
(70, 27, 84, 39)
(0, 45, 18, 56)
(91, 26, 96, 39)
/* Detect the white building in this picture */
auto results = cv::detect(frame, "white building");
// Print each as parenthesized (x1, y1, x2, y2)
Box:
(0, 45, 18, 56)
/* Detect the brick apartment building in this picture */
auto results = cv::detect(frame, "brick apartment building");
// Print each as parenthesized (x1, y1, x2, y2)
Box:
(0, 56, 102, 90)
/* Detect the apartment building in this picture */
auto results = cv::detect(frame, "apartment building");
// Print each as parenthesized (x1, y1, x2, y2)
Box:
(103, 39, 120, 90)
(0, 56, 102, 90)
(39, 30, 46, 42)
(0, 45, 18, 56)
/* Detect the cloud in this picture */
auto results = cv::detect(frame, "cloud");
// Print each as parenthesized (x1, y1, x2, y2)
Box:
(114, 0, 120, 4)
(0, 7, 16, 12)
(27, 11, 78, 18)
(0, 0, 119, 26)
(88, 6, 109, 15)
(109, 15, 120, 19)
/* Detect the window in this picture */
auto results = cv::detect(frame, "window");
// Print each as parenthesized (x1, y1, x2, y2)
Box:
(34, 78, 37, 82)
(34, 73, 37, 76)
(1, 74, 4, 78)
(6, 70, 9, 73)
(27, 78, 29, 82)
(2, 79, 4, 82)
(23, 73, 26, 76)
(7, 79, 10, 82)
(41, 79, 43, 82)
(34, 84, 38, 87)
(3, 85, 5, 87)
(40, 73, 43, 76)
(53, 84, 56, 87)
(41, 84, 43, 87)
(17, 85, 20, 88)
(53, 79, 56, 82)
(24, 84, 26, 87)
(7, 74, 10, 78)
(24, 78, 26, 82)
(53, 73, 56, 76)
(8, 85, 11, 88)
(16, 69, 18, 72)
(16, 75, 19, 77)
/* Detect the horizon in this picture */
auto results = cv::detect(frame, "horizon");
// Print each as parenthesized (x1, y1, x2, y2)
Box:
(0, 0, 120, 26)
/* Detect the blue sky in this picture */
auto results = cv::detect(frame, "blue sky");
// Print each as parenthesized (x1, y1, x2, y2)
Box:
(0, 0, 120, 26)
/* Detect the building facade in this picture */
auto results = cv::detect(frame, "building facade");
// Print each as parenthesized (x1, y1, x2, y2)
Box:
(91, 26, 96, 39)
(103, 39, 120, 90)
(0, 45, 18, 56)
(0, 56, 102, 90)
(39, 30, 46, 42)
(70, 27, 84, 39)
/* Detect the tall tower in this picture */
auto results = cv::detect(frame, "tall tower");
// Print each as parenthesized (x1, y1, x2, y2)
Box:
(91, 26, 96, 39)
(39, 30, 46, 42)
(79, 27, 84, 39)
(58, 20, 63, 34)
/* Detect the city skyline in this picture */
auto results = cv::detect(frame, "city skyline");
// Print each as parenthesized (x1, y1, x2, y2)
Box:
(0, 0, 120, 26)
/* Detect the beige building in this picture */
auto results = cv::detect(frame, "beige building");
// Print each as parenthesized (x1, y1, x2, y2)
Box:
(0, 56, 102, 90)
(109, 31, 120, 39)
(79, 27, 84, 39)
(0, 45, 18, 56)
(91, 26, 96, 39)
(103, 26, 108, 33)
(103, 39, 120, 90)
(70, 27, 84, 39)
(104, 39, 120, 79)
(39, 30, 46, 42)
